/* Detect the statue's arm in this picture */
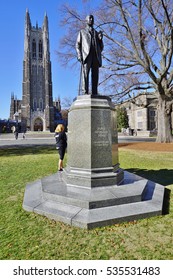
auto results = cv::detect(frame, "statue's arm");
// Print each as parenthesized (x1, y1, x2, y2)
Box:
(98, 31, 104, 52)
(100, 39, 104, 52)
(76, 31, 83, 62)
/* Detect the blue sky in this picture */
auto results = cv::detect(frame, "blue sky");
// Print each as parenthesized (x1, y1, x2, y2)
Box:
(0, 0, 100, 119)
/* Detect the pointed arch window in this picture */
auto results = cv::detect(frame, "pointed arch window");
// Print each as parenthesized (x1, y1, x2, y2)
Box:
(33, 98, 37, 111)
(32, 39, 36, 58)
(39, 40, 43, 59)
(39, 98, 43, 110)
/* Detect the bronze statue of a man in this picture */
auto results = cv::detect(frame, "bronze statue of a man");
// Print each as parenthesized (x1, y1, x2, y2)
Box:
(76, 15, 104, 95)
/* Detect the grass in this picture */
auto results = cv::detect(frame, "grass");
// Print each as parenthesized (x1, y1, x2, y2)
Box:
(0, 145, 173, 260)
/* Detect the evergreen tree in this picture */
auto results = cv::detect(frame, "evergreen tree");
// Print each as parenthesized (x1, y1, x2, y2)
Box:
(117, 106, 129, 132)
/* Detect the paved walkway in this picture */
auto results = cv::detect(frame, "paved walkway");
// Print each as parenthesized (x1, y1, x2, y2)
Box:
(0, 132, 155, 148)
(0, 132, 55, 147)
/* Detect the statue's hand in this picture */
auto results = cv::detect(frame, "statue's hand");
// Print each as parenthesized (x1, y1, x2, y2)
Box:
(78, 56, 83, 63)
(98, 31, 103, 40)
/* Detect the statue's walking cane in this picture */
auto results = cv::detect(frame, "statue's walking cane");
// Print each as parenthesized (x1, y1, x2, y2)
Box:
(78, 62, 83, 96)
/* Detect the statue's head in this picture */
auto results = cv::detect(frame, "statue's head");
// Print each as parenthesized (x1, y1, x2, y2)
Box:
(86, 15, 94, 27)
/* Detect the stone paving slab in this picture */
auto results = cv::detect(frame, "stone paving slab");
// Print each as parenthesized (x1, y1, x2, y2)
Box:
(22, 179, 44, 212)
(71, 200, 162, 229)
(34, 200, 82, 226)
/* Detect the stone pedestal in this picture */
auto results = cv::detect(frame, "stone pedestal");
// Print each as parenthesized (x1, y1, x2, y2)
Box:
(23, 95, 165, 229)
(63, 95, 123, 188)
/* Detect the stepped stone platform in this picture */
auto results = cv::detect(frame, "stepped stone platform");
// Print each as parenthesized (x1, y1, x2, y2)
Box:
(23, 170, 165, 229)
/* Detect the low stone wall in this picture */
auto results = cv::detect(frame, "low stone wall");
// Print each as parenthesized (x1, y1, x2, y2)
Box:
(136, 130, 157, 137)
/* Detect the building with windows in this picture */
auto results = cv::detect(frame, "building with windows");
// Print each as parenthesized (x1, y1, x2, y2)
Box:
(10, 10, 55, 131)
(119, 93, 158, 136)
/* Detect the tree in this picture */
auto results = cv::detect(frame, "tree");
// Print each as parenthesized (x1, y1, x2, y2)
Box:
(61, 96, 73, 110)
(58, 0, 173, 142)
(116, 106, 129, 132)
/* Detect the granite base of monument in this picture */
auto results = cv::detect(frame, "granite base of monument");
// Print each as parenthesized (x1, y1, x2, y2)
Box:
(23, 95, 165, 229)
(23, 171, 165, 229)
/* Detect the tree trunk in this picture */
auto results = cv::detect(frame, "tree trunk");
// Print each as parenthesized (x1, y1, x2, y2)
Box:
(156, 97, 173, 143)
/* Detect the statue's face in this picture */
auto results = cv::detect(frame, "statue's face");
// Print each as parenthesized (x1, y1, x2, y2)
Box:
(86, 15, 94, 27)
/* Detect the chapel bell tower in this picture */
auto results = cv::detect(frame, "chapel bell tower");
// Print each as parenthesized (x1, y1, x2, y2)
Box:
(21, 9, 54, 131)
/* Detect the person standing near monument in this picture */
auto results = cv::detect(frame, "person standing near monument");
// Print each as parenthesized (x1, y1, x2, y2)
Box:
(76, 15, 104, 95)
(54, 124, 67, 171)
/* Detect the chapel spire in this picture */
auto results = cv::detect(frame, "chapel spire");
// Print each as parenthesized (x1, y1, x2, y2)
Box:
(24, 9, 31, 57)
(25, 8, 31, 29)
(43, 12, 48, 31)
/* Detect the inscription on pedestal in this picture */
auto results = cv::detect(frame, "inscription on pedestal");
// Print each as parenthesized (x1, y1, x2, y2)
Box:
(93, 127, 110, 147)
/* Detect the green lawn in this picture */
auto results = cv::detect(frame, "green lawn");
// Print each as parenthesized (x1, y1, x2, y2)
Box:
(0, 146, 172, 260)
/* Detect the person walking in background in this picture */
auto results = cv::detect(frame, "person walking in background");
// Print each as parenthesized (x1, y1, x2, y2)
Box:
(14, 125, 19, 140)
(54, 124, 67, 171)
(22, 123, 27, 139)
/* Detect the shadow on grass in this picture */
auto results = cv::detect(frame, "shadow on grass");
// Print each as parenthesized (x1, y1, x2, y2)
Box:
(0, 146, 55, 157)
(126, 168, 173, 186)
(126, 168, 172, 215)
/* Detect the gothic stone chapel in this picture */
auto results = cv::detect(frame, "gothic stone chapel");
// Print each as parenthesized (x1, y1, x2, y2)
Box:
(10, 10, 54, 131)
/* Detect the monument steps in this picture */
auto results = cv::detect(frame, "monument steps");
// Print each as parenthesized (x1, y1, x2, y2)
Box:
(23, 171, 165, 229)
(41, 173, 147, 209)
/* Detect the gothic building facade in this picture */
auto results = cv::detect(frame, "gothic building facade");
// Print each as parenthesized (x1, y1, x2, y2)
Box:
(10, 10, 55, 131)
